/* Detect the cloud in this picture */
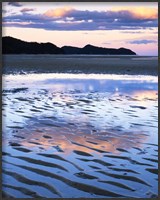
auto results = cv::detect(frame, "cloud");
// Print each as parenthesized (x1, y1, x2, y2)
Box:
(121, 31, 143, 34)
(2, 7, 158, 31)
(153, 31, 158, 34)
(128, 39, 157, 44)
(44, 7, 158, 22)
(102, 42, 112, 45)
(132, 8, 157, 20)
(44, 7, 73, 18)
(112, 7, 158, 20)
(8, 2, 23, 7)
(21, 8, 35, 13)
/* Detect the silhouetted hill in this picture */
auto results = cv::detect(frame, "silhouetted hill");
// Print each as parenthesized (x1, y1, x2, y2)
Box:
(62, 44, 136, 55)
(2, 37, 136, 55)
(62, 46, 81, 54)
(80, 44, 136, 55)
(2, 37, 63, 54)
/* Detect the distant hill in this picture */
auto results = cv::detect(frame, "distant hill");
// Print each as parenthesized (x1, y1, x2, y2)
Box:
(2, 37, 63, 54)
(2, 36, 136, 55)
(61, 46, 82, 54)
(80, 44, 136, 55)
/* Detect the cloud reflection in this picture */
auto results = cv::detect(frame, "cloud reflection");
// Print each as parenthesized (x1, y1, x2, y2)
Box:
(10, 124, 147, 155)
(3, 73, 157, 157)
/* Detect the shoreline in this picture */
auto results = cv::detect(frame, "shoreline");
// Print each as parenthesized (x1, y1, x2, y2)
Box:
(3, 55, 158, 76)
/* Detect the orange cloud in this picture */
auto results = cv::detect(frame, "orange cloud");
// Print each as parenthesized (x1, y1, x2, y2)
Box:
(44, 7, 73, 18)
(112, 7, 158, 20)
(132, 7, 158, 20)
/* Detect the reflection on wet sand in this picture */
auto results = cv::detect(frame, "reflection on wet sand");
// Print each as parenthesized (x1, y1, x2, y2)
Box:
(131, 90, 157, 101)
(2, 74, 158, 198)
(9, 122, 147, 155)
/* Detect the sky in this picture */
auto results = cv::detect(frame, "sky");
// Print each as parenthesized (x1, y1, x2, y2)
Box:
(2, 2, 158, 56)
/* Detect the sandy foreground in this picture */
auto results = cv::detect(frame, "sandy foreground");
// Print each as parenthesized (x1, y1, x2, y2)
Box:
(3, 55, 158, 75)
(2, 73, 158, 198)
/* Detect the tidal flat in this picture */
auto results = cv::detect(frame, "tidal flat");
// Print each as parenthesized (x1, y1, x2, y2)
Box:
(2, 55, 158, 75)
(2, 72, 158, 198)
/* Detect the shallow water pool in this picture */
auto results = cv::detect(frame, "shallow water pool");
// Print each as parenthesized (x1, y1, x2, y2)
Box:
(2, 73, 158, 198)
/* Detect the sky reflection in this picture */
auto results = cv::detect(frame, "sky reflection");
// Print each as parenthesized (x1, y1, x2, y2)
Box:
(8, 125, 147, 155)
(3, 73, 158, 94)
(2, 73, 158, 154)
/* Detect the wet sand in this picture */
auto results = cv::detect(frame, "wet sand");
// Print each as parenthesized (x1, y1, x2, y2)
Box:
(3, 55, 158, 75)
(2, 74, 158, 198)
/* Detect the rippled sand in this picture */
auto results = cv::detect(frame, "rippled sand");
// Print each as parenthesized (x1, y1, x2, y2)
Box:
(2, 74, 158, 198)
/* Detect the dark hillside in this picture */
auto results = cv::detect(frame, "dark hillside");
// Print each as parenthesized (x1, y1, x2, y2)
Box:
(2, 37, 136, 55)
(2, 37, 63, 54)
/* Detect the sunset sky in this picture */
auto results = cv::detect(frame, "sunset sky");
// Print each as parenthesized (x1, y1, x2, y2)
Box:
(2, 2, 158, 56)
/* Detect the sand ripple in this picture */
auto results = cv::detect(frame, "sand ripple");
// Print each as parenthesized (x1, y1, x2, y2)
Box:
(2, 74, 158, 198)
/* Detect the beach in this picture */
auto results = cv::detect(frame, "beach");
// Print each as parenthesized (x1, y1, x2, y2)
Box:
(2, 0, 158, 197)
(2, 55, 158, 75)
(2, 56, 158, 198)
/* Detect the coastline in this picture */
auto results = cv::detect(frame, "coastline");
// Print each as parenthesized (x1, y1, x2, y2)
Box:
(3, 55, 158, 76)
